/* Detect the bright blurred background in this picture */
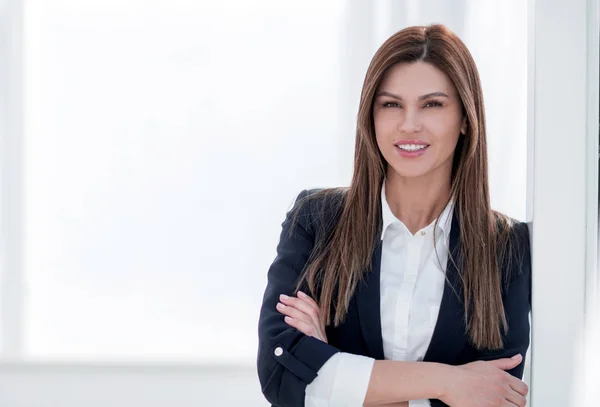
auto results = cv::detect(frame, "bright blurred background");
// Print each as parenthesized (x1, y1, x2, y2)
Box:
(20, 0, 529, 365)
(0, 1, 597, 406)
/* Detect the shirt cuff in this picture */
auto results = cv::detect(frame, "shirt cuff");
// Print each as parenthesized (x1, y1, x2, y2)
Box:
(305, 352, 375, 407)
(409, 399, 432, 407)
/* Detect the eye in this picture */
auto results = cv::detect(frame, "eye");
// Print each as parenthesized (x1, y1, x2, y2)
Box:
(424, 100, 443, 108)
(382, 102, 401, 108)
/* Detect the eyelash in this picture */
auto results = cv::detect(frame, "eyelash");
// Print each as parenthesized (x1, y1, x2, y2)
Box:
(382, 100, 443, 108)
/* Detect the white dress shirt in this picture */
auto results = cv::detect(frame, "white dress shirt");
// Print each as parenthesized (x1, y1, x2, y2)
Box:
(305, 184, 454, 407)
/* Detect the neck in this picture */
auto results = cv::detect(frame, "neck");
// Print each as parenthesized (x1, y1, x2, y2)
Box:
(384, 169, 452, 235)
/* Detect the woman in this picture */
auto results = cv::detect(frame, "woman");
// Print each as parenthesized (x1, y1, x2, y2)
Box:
(257, 24, 531, 407)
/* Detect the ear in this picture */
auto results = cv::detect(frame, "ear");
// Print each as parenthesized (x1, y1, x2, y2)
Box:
(460, 117, 468, 135)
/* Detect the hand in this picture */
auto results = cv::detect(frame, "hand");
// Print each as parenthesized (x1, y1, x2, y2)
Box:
(277, 291, 328, 343)
(441, 354, 529, 406)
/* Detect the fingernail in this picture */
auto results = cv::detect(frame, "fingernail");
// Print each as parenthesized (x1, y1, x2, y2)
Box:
(298, 291, 307, 298)
(284, 316, 292, 323)
(280, 294, 289, 300)
(512, 354, 521, 360)
(276, 303, 285, 309)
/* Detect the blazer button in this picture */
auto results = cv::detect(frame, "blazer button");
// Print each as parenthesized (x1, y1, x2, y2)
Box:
(274, 347, 283, 356)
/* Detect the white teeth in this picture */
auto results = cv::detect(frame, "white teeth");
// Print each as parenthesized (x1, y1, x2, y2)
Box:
(397, 144, 428, 151)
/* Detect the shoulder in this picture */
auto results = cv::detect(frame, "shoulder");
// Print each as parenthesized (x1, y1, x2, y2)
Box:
(291, 187, 348, 216)
(288, 187, 348, 237)
(493, 212, 531, 285)
(501, 216, 530, 247)
(493, 212, 531, 250)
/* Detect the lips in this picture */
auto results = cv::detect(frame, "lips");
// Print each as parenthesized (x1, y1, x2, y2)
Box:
(394, 143, 429, 158)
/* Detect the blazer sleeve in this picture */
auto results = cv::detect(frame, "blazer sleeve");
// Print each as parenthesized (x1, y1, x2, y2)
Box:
(470, 221, 532, 378)
(257, 189, 341, 407)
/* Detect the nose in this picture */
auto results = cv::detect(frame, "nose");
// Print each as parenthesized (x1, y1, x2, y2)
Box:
(398, 108, 422, 133)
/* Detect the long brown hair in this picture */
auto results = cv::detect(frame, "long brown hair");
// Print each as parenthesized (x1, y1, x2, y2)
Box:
(291, 24, 521, 350)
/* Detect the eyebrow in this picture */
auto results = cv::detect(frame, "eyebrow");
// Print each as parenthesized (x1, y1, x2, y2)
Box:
(375, 91, 450, 100)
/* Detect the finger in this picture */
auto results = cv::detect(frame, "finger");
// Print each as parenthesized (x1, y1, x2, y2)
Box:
(276, 302, 312, 325)
(509, 378, 529, 397)
(284, 316, 322, 340)
(293, 293, 326, 335)
(489, 354, 522, 370)
(294, 294, 328, 339)
(280, 294, 327, 341)
(297, 291, 320, 311)
(280, 295, 320, 324)
(504, 388, 527, 407)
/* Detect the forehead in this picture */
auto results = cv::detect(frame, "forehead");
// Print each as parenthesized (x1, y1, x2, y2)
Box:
(377, 61, 457, 97)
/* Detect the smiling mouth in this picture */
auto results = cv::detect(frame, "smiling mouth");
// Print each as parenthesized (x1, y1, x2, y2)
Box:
(395, 143, 430, 151)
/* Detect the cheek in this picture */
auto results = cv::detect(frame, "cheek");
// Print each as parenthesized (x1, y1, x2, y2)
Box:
(373, 112, 397, 138)
(435, 135, 461, 164)
(425, 115, 462, 146)
(432, 131, 460, 155)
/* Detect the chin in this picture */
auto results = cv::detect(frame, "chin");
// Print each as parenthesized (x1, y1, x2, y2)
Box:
(389, 165, 432, 179)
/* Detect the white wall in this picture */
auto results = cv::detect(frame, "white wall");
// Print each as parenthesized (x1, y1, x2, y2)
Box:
(529, 0, 599, 404)
(0, 364, 267, 407)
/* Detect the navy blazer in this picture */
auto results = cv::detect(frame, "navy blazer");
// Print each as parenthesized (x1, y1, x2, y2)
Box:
(257, 189, 531, 407)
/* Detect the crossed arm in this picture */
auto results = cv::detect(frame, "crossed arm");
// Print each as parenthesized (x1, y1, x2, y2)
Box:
(278, 292, 528, 407)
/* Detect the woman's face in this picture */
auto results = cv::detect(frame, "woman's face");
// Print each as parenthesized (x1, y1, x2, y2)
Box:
(373, 61, 467, 182)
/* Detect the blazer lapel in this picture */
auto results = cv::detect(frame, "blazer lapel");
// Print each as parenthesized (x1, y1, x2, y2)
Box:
(356, 240, 385, 360)
(355, 207, 467, 363)
(423, 207, 468, 363)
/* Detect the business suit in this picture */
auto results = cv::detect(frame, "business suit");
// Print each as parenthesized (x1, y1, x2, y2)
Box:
(257, 188, 532, 407)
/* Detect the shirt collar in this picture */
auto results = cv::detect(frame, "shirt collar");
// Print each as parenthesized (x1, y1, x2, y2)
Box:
(380, 182, 454, 244)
